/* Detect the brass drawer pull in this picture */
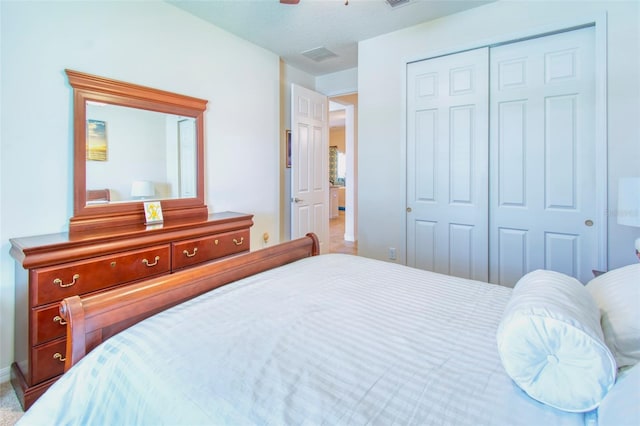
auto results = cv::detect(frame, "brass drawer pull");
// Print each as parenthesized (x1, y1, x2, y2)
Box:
(232, 237, 244, 246)
(53, 274, 79, 288)
(53, 353, 66, 362)
(142, 256, 160, 267)
(183, 248, 198, 258)
(53, 315, 67, 326)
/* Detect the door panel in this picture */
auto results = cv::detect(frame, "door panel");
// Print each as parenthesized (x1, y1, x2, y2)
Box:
(414, 221, 437, 271)
(489, 27, 596, 285)
(497, 228, 527, 285)
(407, 48, 489, 281)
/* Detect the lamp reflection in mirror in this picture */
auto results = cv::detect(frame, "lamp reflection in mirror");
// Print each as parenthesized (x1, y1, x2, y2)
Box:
(617, 177, 640, 262)
(131, 180, 155, 200)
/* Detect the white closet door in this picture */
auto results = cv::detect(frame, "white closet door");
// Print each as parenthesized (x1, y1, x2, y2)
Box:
(406, 48, 489, 281)
(489, 27, 596, 285)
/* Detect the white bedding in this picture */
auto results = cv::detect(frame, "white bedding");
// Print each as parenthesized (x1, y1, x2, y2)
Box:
(19, 254, 587, 425)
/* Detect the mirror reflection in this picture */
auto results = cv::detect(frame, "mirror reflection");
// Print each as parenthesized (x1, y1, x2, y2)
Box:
(329, 146, 346, 186)
(85, 102, 196, 206)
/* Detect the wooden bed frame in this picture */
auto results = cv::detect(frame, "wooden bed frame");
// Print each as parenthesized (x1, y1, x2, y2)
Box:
(59, 233, 319, 371)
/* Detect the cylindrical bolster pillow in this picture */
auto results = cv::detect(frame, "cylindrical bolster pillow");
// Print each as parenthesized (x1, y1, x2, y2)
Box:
(496, 270, 617, 412)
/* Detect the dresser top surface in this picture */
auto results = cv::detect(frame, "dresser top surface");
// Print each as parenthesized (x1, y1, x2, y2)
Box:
(9, 212, 253, 268)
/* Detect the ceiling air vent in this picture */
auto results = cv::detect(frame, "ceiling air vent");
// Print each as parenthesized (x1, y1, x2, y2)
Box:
(301, 47, 338, 62)
(385, 0, 410, 8)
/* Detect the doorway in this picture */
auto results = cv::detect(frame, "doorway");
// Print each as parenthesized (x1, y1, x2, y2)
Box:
(329, 94, 357, 254)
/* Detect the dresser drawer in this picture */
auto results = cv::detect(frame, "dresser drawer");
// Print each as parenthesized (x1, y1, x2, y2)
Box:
(31, 245, 171, 306)
(172, 229, 250, 270)
(32, 304, 67, 346)
(31, 339, 66, 384)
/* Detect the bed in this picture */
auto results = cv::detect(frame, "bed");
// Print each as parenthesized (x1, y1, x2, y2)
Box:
(17, 234, 640, 425)
(85, 188, 110, 204)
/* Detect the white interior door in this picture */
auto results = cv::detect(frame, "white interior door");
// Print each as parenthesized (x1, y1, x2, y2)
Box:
(406, 48, 489, 281)
(291, 83, 329, 253)
(489, 27, 597, 285)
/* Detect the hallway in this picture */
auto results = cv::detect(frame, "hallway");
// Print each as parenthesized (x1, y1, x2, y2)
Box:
(329, 211, 357, 255)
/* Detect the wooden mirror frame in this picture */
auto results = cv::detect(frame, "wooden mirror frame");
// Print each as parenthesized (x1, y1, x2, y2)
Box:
(66, 69, 208, 233)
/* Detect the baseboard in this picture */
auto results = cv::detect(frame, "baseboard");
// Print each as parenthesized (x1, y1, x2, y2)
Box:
(1, 365, 10, 384)
(344, 233, 355, 242)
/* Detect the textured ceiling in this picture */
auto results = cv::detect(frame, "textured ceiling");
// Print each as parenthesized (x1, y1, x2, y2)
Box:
(168, 0, 494, 76)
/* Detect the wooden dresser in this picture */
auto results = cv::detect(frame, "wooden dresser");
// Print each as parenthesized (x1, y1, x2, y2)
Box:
(9, 211, 253, 410)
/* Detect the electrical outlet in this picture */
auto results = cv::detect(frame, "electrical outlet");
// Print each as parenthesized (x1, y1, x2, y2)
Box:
(388, 247, 397, 260)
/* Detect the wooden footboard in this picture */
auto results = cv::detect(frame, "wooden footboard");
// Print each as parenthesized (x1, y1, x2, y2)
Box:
(59, 233, 319, 371)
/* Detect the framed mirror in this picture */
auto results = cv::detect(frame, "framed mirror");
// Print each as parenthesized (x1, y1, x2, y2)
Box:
(66, 69, 208, 233)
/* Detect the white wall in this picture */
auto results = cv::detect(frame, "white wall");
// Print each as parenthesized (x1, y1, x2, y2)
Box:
(0, 1, 280, 380)
(316, 68, 358, 97)
(279, 63, 316, 242)
(358, 1, 640, 269)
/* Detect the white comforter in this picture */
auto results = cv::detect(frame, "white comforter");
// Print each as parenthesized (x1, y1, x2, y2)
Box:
(19, 254, 587, 425)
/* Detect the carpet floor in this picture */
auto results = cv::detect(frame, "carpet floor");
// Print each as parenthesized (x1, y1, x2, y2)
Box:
(0, 382, 23, 426)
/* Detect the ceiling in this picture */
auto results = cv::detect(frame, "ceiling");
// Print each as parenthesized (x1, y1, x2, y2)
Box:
(168, 0, 494, 77)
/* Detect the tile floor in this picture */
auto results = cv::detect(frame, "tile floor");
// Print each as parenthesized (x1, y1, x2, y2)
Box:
(330, 211, 357, 255)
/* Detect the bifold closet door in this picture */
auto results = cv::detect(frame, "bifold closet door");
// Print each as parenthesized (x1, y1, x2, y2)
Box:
(489, 27, 597, 286)
(406, 48, 489, 281)
(407, 27, 597, 285)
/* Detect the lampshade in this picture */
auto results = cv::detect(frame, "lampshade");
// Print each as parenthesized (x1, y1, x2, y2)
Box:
(131, 180, 155, 198)
(618, 177, 640, 227)
(618, 177, 640, 262)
